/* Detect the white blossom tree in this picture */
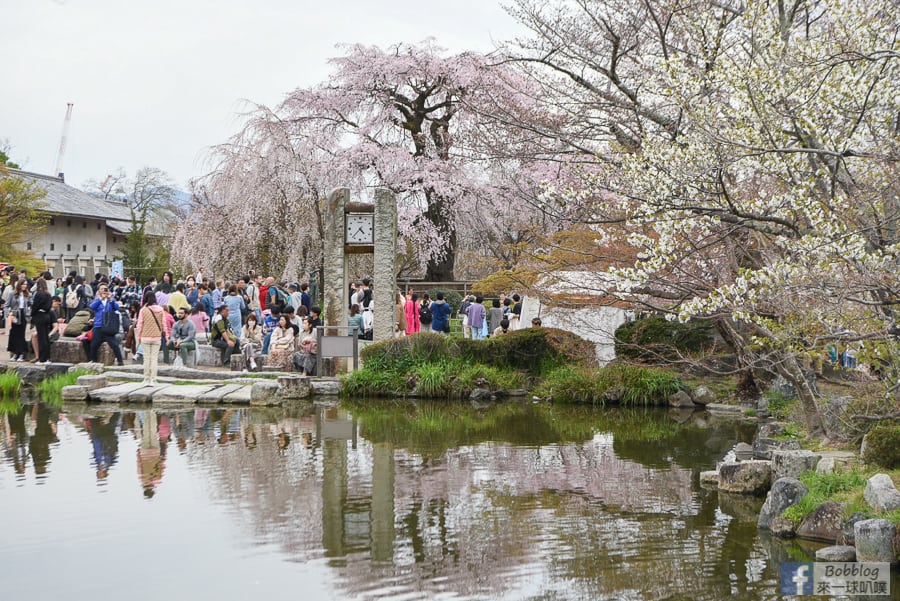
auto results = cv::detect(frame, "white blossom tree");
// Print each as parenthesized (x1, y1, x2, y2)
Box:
(513, 0, 900, 435)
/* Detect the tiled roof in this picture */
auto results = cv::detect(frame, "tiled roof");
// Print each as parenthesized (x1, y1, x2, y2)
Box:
(4, 168, 171, 237)
(5, 168, 133, 221)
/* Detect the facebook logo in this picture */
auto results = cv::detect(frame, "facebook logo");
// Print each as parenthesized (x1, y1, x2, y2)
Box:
(781, 563, 814, 595)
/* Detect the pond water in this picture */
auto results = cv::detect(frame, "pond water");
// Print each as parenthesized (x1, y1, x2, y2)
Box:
(1, 399, 897, 601)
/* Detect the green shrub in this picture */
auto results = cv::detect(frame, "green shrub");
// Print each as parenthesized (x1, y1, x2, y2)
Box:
(862, 423, 900, 469)
(614, 316, 714, 361)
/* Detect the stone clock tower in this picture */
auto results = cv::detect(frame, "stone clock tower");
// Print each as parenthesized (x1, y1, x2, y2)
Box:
(323, 188, 397, 343)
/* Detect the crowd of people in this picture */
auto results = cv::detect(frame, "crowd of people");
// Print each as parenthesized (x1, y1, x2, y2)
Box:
(1, 265, 537, 380)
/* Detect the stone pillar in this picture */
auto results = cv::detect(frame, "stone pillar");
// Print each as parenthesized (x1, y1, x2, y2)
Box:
(323, 188, 349, 334)
(373, 188, 397, 343)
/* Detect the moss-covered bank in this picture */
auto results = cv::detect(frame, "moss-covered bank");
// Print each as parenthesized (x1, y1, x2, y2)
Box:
(342, 328, 684, 405)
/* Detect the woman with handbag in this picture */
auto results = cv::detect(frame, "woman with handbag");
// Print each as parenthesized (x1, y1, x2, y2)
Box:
(136, 290, 168, 385)
(6, 279, 30, 362)
(88, 284, 125, 366)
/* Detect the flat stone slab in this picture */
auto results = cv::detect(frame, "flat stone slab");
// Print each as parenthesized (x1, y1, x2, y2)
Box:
(152, 384, 218, 404)
(223, 386, 252, 404)
(705, 403, 743, 414)
(198, 384, 246, 403)
(89, 382, 151, 403)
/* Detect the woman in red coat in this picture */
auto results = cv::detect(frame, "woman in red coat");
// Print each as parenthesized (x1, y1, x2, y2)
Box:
(404, 292, 420, 334)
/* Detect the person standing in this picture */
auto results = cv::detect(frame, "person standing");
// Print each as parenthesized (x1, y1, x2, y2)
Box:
(430, 292, 452, 334)
(488, 299, 504, 337)
(31, 278, 55, 364)
(89, 284, 125, 367)
(468, 296, 487, 341)
(348, 304, 365, 338)
(394, 291, 407, 337)
(223, 285, 246, 342)
(6, 279, 30, 361)
(136, 290, 167, 385)
(404, 292, 420, 334)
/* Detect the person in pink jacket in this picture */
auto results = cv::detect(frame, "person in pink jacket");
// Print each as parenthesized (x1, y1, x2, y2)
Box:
(404, 292, 421, 334)
(135, 290, 171, 385)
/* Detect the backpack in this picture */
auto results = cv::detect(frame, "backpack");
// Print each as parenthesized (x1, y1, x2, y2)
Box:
(65, 285, 80, 309)
(419, 302, 433, 324)
(269, 286, 285, 308)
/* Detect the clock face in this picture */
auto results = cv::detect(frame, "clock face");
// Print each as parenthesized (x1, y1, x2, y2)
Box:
(345, 213, 374, 244)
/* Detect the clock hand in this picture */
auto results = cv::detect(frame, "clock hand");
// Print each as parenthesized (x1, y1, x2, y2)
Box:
(355, 227, 365, 237)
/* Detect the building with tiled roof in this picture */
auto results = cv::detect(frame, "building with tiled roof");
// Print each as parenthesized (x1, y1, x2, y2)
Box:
(4, 168, 169, 278)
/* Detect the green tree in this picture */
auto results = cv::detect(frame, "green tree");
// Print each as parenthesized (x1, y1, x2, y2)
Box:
(0, 164, 48, 269)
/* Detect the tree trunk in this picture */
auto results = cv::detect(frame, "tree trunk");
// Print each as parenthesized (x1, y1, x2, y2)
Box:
(774, 352, 828, 438)
(714, 317, 764, 399)
(422, 189, 456, 281)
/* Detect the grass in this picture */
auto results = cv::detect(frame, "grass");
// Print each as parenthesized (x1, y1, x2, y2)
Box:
(533, 362, 682, 406)
(0, 370, 22, 400)
(36, 368, 93, 406)
(781, 468, 881, 523)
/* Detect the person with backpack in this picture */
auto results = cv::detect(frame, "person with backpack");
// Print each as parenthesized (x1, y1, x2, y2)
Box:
(418, 293, 433, 330)
(64, 275, 87, 323)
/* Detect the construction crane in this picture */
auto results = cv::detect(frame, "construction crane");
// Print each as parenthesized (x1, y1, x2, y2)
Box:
(54, 102, 74, 179)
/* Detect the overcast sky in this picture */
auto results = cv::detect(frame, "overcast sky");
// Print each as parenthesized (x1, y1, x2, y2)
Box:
(1, 0, 523, 191)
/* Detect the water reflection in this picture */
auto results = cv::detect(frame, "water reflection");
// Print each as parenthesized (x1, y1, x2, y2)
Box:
(0, 400, 896, 601)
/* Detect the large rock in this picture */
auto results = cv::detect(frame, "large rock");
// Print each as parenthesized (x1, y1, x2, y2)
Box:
(854, 519, 897, 563)
(470, 388, 496, 403)
(311, 377, 342, 396)
(60, 385, 88, 401)
(250, 380, 281, 406)
(815, 545, 856, 562)
(699, 470, 719, 488)
(838, 512, 868, 546)
(752, 437, 801, 460)
(50, 338, 90, 364)
(692, 385, 714, 405)
(668, 389, 694, 408)
(864, 473, 900, 512)
(278, 375, 312, 400)
(734, 442, 754, 460)
(758, 477, 808, 530)
(770, 516, 798, 538)
(719, 460, 772, 496)
(76, 374, 108, 390)
(796, 501, 844, 543)
(771, 449, 820, 480)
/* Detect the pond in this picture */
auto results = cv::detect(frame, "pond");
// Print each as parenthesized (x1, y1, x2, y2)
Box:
(0, 399, 896, 600)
